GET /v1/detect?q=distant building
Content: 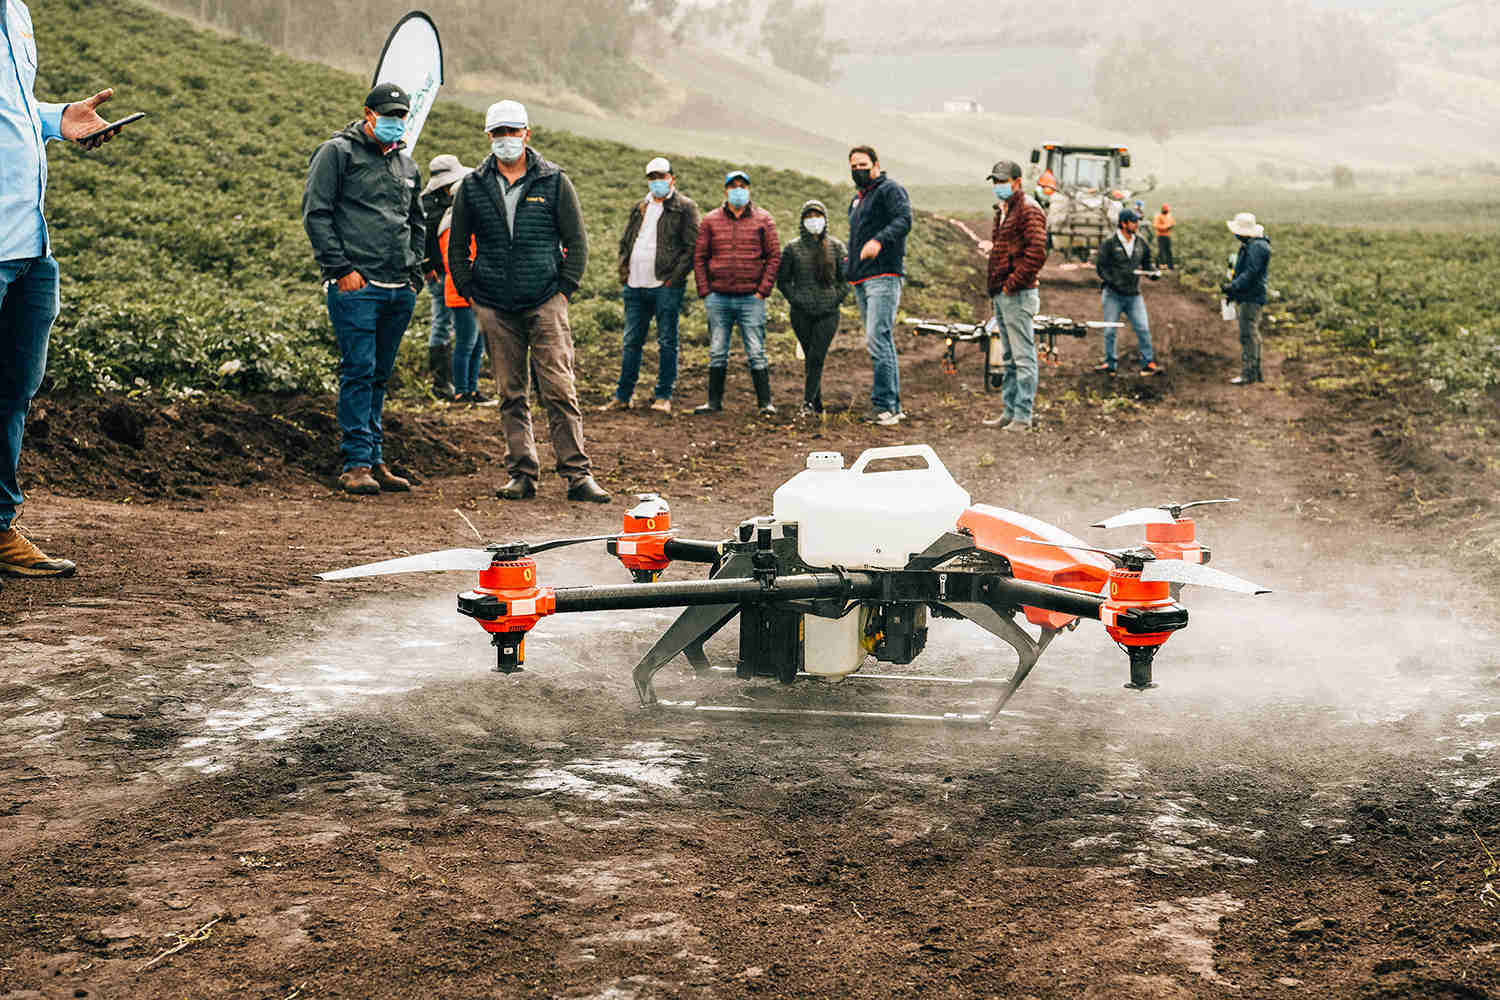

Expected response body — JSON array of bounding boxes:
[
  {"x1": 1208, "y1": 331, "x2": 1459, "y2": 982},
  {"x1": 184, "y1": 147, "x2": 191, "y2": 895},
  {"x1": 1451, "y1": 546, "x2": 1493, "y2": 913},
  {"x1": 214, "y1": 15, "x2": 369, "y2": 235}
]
[{"x1": 942, "y1": 97, "x2": 984, "y2": 113}]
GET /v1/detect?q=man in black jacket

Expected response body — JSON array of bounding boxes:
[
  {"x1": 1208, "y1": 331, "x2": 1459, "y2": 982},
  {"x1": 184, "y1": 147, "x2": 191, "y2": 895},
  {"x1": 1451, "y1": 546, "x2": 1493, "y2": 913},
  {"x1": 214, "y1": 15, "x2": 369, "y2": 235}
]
[
  {"x1": 421, "y1": 153, "x2": 468, "y2": 401},
  {"x1": 448, "y1": 99, "x2": 609, "y2": 503},
  {"x1": 302, "y1": 82, "x2": 424, "y2": 495},
  {"x1": 604, "y1": 156, "x2": 700, "y2": 414},
  {"x1": 846, "y1": 145, "x2": 912, "y2": 425},
  {"x1": 1093, "y1": 208, "x2": 1161, "y2": 376}
]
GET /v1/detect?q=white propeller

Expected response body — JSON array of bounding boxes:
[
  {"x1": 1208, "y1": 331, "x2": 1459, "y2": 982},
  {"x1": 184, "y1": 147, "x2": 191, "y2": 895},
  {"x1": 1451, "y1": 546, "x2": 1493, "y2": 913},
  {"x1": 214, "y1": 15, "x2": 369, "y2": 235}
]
[
  {"x1": 1091, "y1": 498, "x2": 1240, "y2": 529},
  {"x1": 318, "y1": 548, "x2": 494, "y2": 581},
  {"x1": 1140, "y1": 559, "x2": 1270, "y2": 595}
]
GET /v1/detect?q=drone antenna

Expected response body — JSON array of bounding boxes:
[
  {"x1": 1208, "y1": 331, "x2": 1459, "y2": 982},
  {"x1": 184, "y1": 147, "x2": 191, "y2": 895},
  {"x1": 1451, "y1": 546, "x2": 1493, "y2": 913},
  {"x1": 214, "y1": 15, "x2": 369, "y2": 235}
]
[{"x1": 454, "y1": 508, "x2": 485, "y2": 543}]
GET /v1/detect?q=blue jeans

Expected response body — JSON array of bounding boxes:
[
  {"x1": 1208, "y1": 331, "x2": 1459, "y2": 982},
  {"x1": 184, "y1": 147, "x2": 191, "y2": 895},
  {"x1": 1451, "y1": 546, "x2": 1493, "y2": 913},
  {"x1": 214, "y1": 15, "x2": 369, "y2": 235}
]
[
  {"x1": 425, "y1": 278, "x2": 453, "y2": 348},
  {"x1": 1101, "y1": 288, "x2": 1154, "y2": 369},
  {"x1": 450, "y1": 305, "x2": 483, "y2": 394},
  {"x1": 705, "y1": 292, "x2": 767, "y2": 371},
  {"x1": 854, "y1": 275, "x2": 902, "y2": 413},
  {"x1": 0, "y1": 256, "x2": 58, "y2": 531},
  {"x1": 617, "y1": 284, "x2": 684, "y2": 401},
  {"x1": 994, "y1": 288, "x2": 1039, "y2": 424},
  {"x1": 326, "y1": 283, "x2": 416, "y2": 471}
]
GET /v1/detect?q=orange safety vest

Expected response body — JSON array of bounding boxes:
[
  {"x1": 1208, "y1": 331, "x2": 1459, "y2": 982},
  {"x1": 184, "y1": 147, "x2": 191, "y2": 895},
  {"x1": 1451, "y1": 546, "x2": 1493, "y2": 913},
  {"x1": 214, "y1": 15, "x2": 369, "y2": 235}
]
[{"x1": 1154, "y1": 211, "x2": 1174, "y2": 237}]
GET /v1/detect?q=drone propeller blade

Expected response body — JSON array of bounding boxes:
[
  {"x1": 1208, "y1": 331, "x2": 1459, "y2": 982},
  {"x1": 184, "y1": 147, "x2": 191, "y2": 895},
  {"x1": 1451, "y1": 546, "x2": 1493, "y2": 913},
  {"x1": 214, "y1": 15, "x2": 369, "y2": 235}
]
[
  {"x1": 1140, "y1": 559, "x2": 1270, "y2": 595},
  {"x1": 318, "y1": 548, "x2": 494, "y2": 581},
  {"x1": 1016, "y1": 537, "x2": 1127, "y2": 566},
  {"x1": 1090, "y1": 507, "x2": 1176, "y2": 530},
  {"x1": 1173, "y1": 497, "x2": 1240, "y2": 515}
]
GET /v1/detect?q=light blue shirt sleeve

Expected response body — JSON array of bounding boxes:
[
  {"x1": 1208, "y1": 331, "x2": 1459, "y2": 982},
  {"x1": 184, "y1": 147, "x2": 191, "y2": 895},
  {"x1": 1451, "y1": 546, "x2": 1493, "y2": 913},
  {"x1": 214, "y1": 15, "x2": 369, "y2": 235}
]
[{"x1": 36, "y1": 100, "x2": 64, "y2": 142}]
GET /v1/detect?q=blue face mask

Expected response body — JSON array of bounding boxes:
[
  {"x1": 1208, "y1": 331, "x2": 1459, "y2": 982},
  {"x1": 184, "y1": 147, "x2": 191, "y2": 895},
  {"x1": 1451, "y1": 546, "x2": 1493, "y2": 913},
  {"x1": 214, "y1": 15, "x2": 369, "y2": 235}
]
[
  {"x1": 373, "y1": 115, "x2": 406, "y2": 144},
  {"x1": 649, "y1": 179, "x2": 672, "y2": 199},
  {"x1": 726, "y1": 187, "x2": 750, "y2": 208},
  {"x1": 491, "y1": 136, "x2": 525, "y2": 163},
  {"x1": 994, "y1": 184, "x2": 1011, "y2": 201}
]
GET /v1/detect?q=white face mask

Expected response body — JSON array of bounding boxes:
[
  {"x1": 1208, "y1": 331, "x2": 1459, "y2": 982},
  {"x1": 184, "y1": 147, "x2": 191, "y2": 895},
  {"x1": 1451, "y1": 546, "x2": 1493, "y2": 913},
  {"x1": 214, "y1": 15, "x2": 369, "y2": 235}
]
[
  {"x1": 803, "y1": 216, "x2": 827, "y2": 236},
  {"x1": 491, "y1": 136, "x2": 525, "y2": 163}
]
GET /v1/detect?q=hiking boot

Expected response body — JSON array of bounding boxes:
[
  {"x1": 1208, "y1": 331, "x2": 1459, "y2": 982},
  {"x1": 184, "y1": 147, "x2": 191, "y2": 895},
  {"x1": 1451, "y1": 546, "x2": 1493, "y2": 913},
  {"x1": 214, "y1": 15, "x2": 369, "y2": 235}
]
[
  {"x1": 981, "y1": 411, "x2": 1015, "y2": 428},
  {"x1": 338, "y1": 466, "x2": 380, "y2": 495},
  {"x1": 650, "y1": 397, "x2": 672, "y2": 414},
  {"x1": 0, "y1": 527, "x2": 76, "y2": 578},
  {"x1": 496, "y1": 476, "x2": 537, "y2": 500},
  {"x1": 598, "y1": 396, "x2": 631, "y2": 412},
  {"x1": 1092, "y1": 362, "x2": 1116, "y2": 375},
  {"x1": 566, "y1": 475, "x2": 612, "y2": 504},
  {"x1": 371, "y1": 463, "x2": 411, "y2": 492},
  {"x1": 1139, "y1": 361, "x2": 1163, "y2": 376},
  {"x1": 1002, "y1": 419, "x2": 1032, "y2": 432},
  {"x1": 429, "y1": 343, "x2": 455, "y2": 400},
  {"x1": 468, "y1": 390, "x2": 497, "y2": 407},
  {"x1": 694, "y1": 366, "x2": 726, "y2": 414}
]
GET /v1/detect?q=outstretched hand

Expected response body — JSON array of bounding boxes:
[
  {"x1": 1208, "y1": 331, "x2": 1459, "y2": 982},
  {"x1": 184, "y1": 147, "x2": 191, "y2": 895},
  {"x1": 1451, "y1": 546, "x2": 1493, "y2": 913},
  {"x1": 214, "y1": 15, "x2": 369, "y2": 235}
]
[{"x1": 60, "y1": 89, "x2": 116, "y2": 149}]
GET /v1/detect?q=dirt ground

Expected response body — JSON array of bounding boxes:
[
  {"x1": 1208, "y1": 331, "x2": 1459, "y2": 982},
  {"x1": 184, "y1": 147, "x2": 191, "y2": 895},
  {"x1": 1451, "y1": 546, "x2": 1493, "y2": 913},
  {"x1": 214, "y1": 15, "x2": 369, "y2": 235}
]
[{"x1": 3, "y1": 248, "x2": 1499, "y2": 999}]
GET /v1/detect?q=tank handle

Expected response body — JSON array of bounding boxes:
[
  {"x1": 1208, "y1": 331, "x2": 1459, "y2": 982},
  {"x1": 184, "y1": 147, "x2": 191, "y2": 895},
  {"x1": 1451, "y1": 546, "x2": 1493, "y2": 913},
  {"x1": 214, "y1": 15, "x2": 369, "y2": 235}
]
[{"x1": 848, "y1": 444, "x2": 950, "y2": 477}]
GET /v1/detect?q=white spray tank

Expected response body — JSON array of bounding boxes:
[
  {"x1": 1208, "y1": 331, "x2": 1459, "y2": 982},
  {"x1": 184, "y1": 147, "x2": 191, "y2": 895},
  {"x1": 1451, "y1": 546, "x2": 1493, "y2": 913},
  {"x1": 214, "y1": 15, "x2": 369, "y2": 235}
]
[{"x1": 773, "y1": 446, "x2": 971, "y2": 677}]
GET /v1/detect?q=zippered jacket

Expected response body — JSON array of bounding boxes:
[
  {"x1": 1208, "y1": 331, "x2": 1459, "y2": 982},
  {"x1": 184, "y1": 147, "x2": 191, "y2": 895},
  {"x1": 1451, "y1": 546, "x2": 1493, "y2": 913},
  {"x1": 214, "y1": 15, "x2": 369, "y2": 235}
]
[
  {"x1": 302, "y1": 121, "x2": 424, "y2": 286},
  {"x1": 616, "y1": 190, "x2": 700, "y2": 288},
  {"x1": 846, "y1": 174, "x2": 912, "y2": 283},
  {"x1": 1226, "y1": 236, "x2": 1272, "y2": 305},
  {"x1": 1096, "y1": 231, "x2": 1155, "y2": 297},
  {"x1": 776, "y1": 199, "x2": 849, "y2": 316},
  {"x1": 987, "y1": 190, "x2": 1047, "y2": 294},
  {"x1": 693, "y1": 201, "x2": 781, "y2": 297}
]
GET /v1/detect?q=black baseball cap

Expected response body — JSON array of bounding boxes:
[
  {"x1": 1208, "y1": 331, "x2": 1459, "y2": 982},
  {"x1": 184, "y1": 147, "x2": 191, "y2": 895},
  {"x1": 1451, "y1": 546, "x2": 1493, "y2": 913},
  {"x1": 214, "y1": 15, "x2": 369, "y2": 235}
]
[
  {"x1": 987, "y1": 159, "x2": 1021, "y2": 181},
  {"x1": 365, "y1": 82, "x2": 411, "y2": 114}
]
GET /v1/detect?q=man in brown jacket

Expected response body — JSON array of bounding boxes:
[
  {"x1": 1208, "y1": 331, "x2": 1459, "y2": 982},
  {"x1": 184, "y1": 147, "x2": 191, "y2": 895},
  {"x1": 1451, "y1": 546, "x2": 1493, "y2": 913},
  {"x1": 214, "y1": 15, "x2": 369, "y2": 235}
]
[
  {"x1": 691, "y1": 170, "x2": 781, "y2": 415},
  {"x1": 984, "y1": 159, "x2": 1048, "y2": 431},
  {"x1": 602, "y1": 156, "x2": 700, "y2": 414}
]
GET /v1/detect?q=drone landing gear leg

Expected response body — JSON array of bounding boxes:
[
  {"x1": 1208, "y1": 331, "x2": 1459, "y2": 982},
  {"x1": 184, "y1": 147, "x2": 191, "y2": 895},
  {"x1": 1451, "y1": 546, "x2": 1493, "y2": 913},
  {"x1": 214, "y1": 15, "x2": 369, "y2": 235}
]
[
  {"x1": 1124, "y1": 645, "x2": 1158, "y2": 690},
  {"x1": 938, "y1": 602, "x2": 1059, "y2": 725},
  {"x1": 631, "y1": 604, "x2": 740, "y2": 706}
]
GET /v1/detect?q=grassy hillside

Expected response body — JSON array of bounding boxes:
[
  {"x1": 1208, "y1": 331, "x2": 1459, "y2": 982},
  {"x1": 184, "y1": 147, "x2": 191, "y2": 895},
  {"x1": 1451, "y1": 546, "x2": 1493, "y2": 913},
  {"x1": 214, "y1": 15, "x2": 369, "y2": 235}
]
[{"x1": 31, "y1": 0, "x2": 977, "y2": 397}]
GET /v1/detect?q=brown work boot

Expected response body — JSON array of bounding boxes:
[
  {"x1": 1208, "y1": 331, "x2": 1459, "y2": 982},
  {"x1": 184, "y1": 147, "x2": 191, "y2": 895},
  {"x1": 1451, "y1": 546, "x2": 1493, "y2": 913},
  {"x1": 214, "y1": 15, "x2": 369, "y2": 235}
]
[
  {"x1": 0, "y1": 526, "x2": 77, "y2": 578},
  {"x1": 597, "y1": 396, "x2": 631, "y2": 412},
  {"x1": 338, "y1": 466, "x2": 380, "y2": 495},
  {"x1": 371, "y1": 463, "x2": 411, "y2": 492}
]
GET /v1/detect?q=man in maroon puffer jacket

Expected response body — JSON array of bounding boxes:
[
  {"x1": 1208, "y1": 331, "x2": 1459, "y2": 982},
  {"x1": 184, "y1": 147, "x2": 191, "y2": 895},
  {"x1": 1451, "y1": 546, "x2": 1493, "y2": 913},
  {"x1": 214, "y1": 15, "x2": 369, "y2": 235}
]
[
  {"x1": 691, "y1": 170, "x2": 781, "y2": 415},
  {"x1": 983, "y1": 159, "x2": 1047, "y2": 430}
]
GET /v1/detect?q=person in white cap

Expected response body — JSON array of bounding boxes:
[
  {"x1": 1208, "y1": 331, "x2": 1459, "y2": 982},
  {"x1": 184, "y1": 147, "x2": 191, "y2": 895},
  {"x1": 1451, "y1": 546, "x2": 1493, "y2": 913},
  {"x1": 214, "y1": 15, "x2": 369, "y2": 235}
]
[
  {"x1": 1222, "y1": 211, "x2": 1271, "y2": 385},
  {"x1": 603, "y1": 156, "x2": 700, "y2": 414},
  {"x1": 420, "y1": 153, "x2": 469, "y2": 401},
  {"x1": 448, "y1": 100, "x2": 609, "y2": 503}
]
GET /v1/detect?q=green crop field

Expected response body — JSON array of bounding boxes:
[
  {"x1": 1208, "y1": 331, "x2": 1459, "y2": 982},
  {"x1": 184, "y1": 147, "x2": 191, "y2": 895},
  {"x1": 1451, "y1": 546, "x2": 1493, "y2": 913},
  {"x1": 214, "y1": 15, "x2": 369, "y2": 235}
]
[{"x1": 30, "y1": 0, "x2": 976, "y2": 399}]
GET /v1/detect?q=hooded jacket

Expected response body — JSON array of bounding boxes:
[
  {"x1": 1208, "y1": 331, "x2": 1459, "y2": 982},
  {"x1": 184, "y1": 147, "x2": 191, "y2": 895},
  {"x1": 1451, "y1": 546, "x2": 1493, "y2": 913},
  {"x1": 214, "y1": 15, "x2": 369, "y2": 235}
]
[
  {"x1": 302, "y1": 121, "x2": 424, "y2": 286},
  {"x1": 447, "y1": 147, "x2": 589, "y2": 312},
  {"x1": 616, "y1": 188, "x2": 701, "y2": 288},
  {"x1": 776, "y1": 199, "x2": 849, "y2": 316},
  {"x1": 1226, "y1": 235, "x2": 1272, "y2": 305}
]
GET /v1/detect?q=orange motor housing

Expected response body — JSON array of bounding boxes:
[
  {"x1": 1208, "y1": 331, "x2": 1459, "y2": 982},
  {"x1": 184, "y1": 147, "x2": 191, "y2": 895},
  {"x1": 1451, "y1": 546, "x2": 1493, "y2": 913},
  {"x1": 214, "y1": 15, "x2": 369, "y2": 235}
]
[
  {"x1": 1101, "y1": 567, "x2": 1175, "y2": 648},
  {"x1": 1144, "y1": 517, "x2": 1207, "y2": 564},
  {"x1": 472, "y1": 557, "x2": 556, "y2": 636},
  {"x1": 618, "y1": 495, "x2": 674, "y2": 581}
]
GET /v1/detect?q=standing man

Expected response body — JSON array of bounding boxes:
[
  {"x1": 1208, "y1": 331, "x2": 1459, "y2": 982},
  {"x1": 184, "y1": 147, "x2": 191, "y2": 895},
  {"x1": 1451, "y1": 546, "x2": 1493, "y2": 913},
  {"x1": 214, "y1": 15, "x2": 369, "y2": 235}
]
[
  {"x1": 1153, "y1": 203, "x2": 1175, "y2": 270},
  {"x1": 421, "y1": 153, "x2": 468, "y2": 401},
  {"x1": 447, "y1": 99, "x2": 609, "y2": 503},
  {"x1": 1, "y1": 0, "x2": 125, "y2": 579},
  {"x1": 1223, "y1": 211, "x2": 1271, "y2": 385},
  {"x1": 846, "y1": 145, "x2": 912, "y2": 425},
  {"x1": 303, "y1": 82, "x2": 423, "y2": 496},
  {"x1": 983, "y1": 159, "x2": 1047, "y2": 431},
  {"x1": 1093, "y1": 208, "x2": 1161, "y2": 377},
  {"x1": 691, "y1": 170, "x2": 780, "y2": 416},
  {"x1": 604, "y1": 156, "x2": 699, "y2": 415}
]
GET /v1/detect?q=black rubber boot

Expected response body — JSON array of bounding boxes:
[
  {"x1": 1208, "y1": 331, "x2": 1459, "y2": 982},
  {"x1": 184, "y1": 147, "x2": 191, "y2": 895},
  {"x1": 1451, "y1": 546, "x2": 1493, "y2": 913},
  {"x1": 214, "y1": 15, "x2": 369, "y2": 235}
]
[
  {"x1": 694, "y1": 366, "x2": 726, "y2": 414},
  {"x1": 750, "y1": 367, "x2": 775, "y2": 415},
  {"x1": 429, "y1": 343, "x2": 455, "y2": 400}
]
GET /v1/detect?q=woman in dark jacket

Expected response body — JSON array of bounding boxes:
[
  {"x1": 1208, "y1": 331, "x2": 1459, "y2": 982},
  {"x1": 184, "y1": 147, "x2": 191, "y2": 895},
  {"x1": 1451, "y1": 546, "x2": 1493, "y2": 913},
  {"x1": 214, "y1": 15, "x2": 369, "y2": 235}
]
[{"x1": 775, "y1": 199, "x2": 849, "y2": 416}]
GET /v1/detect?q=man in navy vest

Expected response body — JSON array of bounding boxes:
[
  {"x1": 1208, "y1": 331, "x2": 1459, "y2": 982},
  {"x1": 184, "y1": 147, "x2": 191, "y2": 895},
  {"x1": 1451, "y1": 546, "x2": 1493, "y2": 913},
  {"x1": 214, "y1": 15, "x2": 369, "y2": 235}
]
[
  {"x1": 1, "y1": 0, "x2": 124, "y2": 581},
  {"x1": 448, "y1": 100, "x2": 609, "y2": 503}
]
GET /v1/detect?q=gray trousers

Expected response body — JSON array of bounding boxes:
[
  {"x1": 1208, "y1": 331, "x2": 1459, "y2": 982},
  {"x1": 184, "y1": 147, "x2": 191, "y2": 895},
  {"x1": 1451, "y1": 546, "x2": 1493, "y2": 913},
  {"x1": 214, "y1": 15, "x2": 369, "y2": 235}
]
[
  {"x1": 1237, "y1": 301, "x2": 1263, "y2": 382},
  {"x1": 475, "y1": 294, "x2": 592, "y2": 484}
]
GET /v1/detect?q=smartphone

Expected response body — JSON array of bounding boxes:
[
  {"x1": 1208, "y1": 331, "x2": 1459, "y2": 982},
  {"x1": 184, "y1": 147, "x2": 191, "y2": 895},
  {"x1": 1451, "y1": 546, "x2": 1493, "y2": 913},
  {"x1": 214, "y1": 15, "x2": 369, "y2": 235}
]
[{"x1": 79, "y1": 111, "x2": 146, "y2": 144}]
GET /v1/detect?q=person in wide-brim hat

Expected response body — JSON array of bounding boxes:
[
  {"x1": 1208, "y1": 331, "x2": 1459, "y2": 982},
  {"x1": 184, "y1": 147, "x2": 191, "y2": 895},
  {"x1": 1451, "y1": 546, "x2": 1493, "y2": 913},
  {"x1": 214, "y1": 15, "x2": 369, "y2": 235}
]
[{"x1": 1226, "y1": 211, "x2": 1264, "y2": 238}]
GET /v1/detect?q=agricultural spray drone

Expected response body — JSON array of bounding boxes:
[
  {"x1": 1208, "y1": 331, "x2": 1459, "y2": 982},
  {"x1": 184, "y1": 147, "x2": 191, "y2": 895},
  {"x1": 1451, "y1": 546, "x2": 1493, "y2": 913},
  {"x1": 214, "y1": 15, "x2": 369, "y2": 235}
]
[
  {"x1": 911, "y1": 315, "x2": 1124, "y2": 378},
  {"x1": 320, "y1": 446, "x2": 1268, "y2": 726}
]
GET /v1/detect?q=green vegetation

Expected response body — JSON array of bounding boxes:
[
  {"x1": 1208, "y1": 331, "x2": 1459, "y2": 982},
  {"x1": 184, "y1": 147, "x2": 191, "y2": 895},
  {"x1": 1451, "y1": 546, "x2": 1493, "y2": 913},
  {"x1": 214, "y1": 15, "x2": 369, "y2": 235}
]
[
  {"x1": 1172, "y1": 217, "x2": 1500, "y2": 414},
  {"x1": 33, "y1": 0, "x2": 977, "y2": 398}
]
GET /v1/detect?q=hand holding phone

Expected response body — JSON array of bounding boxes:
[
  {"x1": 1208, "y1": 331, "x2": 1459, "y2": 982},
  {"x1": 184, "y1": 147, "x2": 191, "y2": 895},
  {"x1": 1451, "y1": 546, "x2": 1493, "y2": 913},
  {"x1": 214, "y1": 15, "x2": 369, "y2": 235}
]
[{"x1": 78, "y1": 112, "x2": 146, "y2": 148}]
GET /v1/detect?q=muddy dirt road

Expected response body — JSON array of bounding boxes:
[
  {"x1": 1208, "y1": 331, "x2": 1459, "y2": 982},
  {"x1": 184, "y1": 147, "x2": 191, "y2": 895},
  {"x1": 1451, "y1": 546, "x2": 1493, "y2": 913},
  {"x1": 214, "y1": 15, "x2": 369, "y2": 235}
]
[{"x1": 3, "y1": 259, "x2": 1498, "y2": 998}]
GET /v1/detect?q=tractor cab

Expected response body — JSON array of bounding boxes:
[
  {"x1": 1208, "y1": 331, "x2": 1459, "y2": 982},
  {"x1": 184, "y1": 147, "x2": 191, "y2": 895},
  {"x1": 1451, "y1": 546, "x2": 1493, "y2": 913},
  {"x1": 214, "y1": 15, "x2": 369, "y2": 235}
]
[{"x1": 1027, "y1": 143, "x2": 1138, "y2": 260}]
